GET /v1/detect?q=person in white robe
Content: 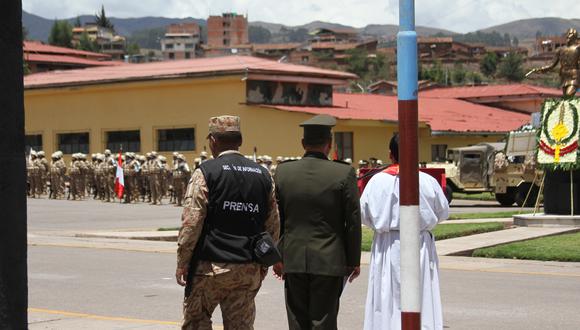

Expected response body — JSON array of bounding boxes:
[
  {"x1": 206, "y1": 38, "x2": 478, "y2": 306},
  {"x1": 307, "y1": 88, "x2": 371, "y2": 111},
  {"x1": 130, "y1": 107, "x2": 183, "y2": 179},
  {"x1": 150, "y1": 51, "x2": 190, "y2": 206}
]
[{"x1": 361, "y1": 134, "x2": 449, "y2": 330}]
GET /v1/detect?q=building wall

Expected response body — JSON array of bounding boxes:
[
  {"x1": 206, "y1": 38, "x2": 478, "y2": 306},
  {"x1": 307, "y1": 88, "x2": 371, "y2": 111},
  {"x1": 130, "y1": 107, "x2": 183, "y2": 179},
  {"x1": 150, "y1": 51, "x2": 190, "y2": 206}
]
[
  {"x1": 25, "y1": 76, "x2": 503, "y2": 164},
  {"x1": 207, "y1": 14, "x2": 249, "y2": 48}
]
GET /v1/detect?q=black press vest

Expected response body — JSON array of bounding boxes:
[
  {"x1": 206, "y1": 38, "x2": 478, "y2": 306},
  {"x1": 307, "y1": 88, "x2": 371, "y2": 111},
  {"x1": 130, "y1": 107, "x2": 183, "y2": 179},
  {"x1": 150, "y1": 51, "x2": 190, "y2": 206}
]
[{"x1": 198, "y1": 153, "x2": 272, "y2": 263}]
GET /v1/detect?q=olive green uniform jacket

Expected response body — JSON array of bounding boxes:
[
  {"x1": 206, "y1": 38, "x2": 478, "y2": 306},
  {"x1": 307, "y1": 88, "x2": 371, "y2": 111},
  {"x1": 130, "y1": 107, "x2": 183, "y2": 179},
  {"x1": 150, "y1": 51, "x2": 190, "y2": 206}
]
[{"x1": 274, "y1": 152, "x2": 361, "y2": 277}]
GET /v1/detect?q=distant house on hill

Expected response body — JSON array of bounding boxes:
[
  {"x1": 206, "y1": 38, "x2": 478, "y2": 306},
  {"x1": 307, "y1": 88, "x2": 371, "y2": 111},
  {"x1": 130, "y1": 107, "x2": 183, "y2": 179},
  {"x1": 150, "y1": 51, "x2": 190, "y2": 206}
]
[
  {"x1": 72, "y1": 23, "x2": 126, "y2": 60},
  {"x1": 161, "y1": 23, "x2": 201, "y2": 60}
]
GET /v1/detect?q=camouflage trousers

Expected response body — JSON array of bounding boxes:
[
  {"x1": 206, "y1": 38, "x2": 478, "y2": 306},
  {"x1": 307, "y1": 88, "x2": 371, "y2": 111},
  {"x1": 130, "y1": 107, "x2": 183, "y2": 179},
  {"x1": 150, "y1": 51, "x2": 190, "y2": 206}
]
[{"x1": 182, "y1": 265, "x2": 263, "y2": 330}]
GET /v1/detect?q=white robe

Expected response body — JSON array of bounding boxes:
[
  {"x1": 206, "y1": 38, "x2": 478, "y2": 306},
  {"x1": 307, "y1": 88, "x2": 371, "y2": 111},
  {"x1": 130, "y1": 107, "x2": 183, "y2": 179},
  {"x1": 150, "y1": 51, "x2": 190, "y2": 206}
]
[{"x1": 361, "y1": 171, "x2": 449, "y2": 330}]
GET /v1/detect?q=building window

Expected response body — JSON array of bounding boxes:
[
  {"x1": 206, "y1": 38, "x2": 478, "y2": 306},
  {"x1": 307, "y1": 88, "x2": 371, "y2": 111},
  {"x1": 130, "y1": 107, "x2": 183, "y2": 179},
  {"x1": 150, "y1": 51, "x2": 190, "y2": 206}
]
[
  {"x1": 158, "y1": 128, "x2": 195, "y2": 151},
  {"x1": 432, "y1": 144, "x2": 447, "y2": 162},
  {"x1": 301, "y1": 56, "x2": 309, "y2": 63},
  {"x1": 58, "y1": 132, "x2": 89, "y2": 154},
  {"x1": 185, "y1": 52, "x2": 191, "y2": 59},
  {"x1": 334, "y1": 132, "x2": 354, "y2": 161},
  {"x1": 165, "y1": 43, "x2": 174, "y2": 49},
  {"x1": 223, "y1": 39, "x2": 230, "y2": 46},
  {"x1": 25, "y1": 134, "x2": 43, "y2": 153},
  {"x1": 168, "y1": 52, "x2": 175, "y2": 59},
  {"x1": 185, "y1": 43, "x2": 194, "y2": 49},
  {"x1": 106, "y1": 130, "x2": 140, "y2": 152}
]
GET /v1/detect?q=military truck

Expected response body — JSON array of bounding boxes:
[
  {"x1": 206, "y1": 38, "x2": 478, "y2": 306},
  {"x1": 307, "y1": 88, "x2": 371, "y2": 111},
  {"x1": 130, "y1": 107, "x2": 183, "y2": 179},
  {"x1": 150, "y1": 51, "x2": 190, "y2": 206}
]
[{"x1": 427, "y1": 129, "x2": 540, "y2": 206}]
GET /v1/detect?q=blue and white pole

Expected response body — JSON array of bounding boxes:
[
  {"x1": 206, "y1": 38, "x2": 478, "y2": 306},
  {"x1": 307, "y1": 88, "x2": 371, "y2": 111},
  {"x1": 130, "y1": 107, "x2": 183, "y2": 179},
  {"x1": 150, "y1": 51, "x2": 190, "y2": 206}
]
[{"x1": 397, "y1": 0, "x2": 421, "y2": 329}]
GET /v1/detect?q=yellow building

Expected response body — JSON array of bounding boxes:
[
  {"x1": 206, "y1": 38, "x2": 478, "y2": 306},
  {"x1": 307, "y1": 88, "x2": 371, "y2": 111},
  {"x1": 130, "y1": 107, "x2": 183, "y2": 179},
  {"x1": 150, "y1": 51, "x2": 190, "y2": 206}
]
[{"x1": 24, "y1": 56, "x2": 555, "y2": 164}]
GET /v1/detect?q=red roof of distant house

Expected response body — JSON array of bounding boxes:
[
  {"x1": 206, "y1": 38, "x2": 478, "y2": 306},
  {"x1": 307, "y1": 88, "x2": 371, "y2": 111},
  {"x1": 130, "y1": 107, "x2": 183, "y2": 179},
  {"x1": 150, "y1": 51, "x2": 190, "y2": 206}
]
[
  {"x1": 419, "y1": 84, "x2": 560, "y2": 100},
  {"x1": 24, "y1": 56, "x2": 357, "y2": 89},
  {"x1": 264, "y1": 93, "x2": 530, "y2": 133},
  {"x1": 253, "y1": 43, "x2": 301, "y2": 51},
  {"x1": 25, "y1": 53, "x2": 124, "y2": 67},
  {"x1": 24, "y1": 41, "x2": 110, "y2": 60}
]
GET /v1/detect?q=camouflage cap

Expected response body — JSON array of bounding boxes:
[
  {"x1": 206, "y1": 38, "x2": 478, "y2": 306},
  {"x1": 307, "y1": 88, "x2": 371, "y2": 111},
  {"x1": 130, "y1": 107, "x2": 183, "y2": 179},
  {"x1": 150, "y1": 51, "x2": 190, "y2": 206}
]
[{"x1": 208, "y1": 115, "x2": 241, "y2": 135}]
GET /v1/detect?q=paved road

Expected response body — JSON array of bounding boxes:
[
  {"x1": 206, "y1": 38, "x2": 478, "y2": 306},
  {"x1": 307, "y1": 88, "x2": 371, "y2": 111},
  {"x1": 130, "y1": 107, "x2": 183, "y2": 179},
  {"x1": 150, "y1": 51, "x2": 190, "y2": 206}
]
[
  {"x1": 29, "y1": 197, "x2": 578, "y2": 329},
  {"x1": 449, "y1": 199, "x2": 537, "y2": 214},
  {"x1": 28, "y1": 245, "x2": 580, "y2": 329},
  {"x1": 27, "y1": 198, "x2": 537, "y2": 235}
]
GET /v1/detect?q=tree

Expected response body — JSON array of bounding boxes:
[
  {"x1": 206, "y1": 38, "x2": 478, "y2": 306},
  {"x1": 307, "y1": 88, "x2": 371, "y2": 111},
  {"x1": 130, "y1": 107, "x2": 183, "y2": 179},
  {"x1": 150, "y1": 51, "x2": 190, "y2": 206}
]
[
  {"x1": 95, "y1": 5, "x2": 114, "y2": 31},
  {"x1": 127, "y1": 42, "x2": 140, "y2": 56},
  {"x1": 498, "y1": 52, "x2": 525, "y2": 82},
  {"x1": 479, "y1": 52, "x2": 498, "y2": 77},
  {"x1": 451, "y1": 62, "x2": 467, "y2": 85},
  {"x1": 466, "y1": 71, "x2": 483, "y2": 85},
  {"x1": 74, "y1": 16, "x2": 82, "y2": 28},
  {"x1": 22, "y1": 25, "x2": 28, "y2": 40},
  {"x1": 512, "y1": 36, "x2": 519, "y2": 47},
  {"x1": 48, "y1": 20, "x2": 73, "y2": 48},
  {"x1": 77, "y1": 30, "x2": 98, "y2": 52},
  {"x1": 248, "y1": 26, "x2": 272, "y2": 44},
  {"x1": 422, "y1": 60, "x2": 448, "y2": 85}
]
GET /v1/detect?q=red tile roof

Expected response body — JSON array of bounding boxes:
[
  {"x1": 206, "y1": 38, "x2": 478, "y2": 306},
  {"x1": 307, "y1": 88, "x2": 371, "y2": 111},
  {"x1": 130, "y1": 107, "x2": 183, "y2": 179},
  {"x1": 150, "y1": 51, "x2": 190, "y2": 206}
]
[
  {"x1": 419, "y1": 84, "x2": 560, "y2": 99},
  {"x1": 25, "y1": 53, "x2": 123, "y2": 67},
  {"x1": 24, "y1": 41, "x2": 110, "y2": 60},
  {"x1": 264, "y1": 93, "x2": 531, "y2": 133},
  {"x1": 24, "y1": 56, "x2": 357, "y2": 89}
]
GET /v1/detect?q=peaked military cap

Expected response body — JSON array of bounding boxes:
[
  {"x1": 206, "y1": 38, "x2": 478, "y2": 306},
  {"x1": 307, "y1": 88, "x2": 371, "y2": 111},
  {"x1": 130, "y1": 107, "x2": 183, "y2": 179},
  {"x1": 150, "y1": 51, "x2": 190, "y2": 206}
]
[{"x1": 300, "y1": 114, "x2": 336, "y2": 141}]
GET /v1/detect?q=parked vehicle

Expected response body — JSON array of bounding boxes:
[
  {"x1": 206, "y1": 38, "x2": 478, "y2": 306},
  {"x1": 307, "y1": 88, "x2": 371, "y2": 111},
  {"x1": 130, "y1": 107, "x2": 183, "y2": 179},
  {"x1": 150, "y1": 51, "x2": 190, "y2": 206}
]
[{"x1": 427, "y1": 129, "x2": 541, "y2": 206}]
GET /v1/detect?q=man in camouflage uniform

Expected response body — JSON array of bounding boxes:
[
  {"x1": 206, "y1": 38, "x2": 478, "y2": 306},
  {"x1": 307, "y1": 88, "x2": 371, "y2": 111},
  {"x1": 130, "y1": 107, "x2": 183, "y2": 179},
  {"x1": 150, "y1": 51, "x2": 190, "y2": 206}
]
[
  {"x1": 27, "y1": 151, "x2": 41, "y2": 198},
  {"x1": 123, "y1": 153, "x2": 134, "y2": 203},
  {"x1": 98, "y1": 153, "x2": 113, "y2": 202},
  {"x1": 176, "y1": 115, "x2": 280, "y2": 330},
  {"x1": 159, "y1": 155, "x2": 170, "y2": 200},
  {"x1": 69, "y1": 153, "x2": 83, "y2": 200},
  {"x1": 94, "y1": 154, "x2": 105, "y2": 200},
  {"x1": 49, "y1": 152, "x2": 66, "y2": 199},
  {"x1": 148, "y1": 152, "x2": 163, "y2": 205},
  {"x1": 172, "y1": 154, "x2": 191, "y2": 207},
  {"x1": 170, "y1": 152, "x2": 180, "y2": 204},
  {"x1": 86, "y1": 154, "x2": 97, "y2": 198},
  {"x1": 140, "y1": 154, "x2": 151, "y2": 202},
  {"x1": 37, "y1": 151, "x2": 49, "y2": 196}
]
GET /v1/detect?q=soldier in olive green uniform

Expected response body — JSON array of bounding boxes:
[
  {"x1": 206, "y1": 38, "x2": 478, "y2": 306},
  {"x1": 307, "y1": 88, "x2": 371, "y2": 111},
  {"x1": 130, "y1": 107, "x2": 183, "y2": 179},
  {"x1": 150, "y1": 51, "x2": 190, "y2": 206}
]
[{"x1": 274, "y1": 114, "x2": 361, "y2": 330}]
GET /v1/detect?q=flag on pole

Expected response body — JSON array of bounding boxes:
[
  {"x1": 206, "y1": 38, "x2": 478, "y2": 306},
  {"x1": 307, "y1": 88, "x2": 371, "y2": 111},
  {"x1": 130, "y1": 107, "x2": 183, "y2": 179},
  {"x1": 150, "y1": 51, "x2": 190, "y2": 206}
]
[
  {"x1": 333, "y1": 143, "x2": 339, "y2": 161},
  {"x1": 114, "y1": 150, "x2": 124, "y2": 199}
]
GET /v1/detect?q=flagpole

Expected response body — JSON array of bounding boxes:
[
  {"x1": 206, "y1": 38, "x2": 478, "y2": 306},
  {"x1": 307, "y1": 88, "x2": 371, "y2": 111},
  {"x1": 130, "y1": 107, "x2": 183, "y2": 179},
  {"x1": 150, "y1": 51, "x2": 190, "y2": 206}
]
[{"x1": 397, "y1": 0, "x2": 421, "y2": 329}]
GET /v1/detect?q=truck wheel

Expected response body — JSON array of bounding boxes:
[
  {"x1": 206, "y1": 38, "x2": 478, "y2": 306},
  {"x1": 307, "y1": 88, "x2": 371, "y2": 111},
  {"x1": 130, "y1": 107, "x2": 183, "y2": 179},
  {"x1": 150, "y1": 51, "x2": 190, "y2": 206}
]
[
  {"x1": 445, "y1": 185, "x2": 453, "y2": 204},
  {"x1": 515, "y1": 183, "x2": 539, "y2": 207},
  {"x1": 495, "y1": 188, "x2": 516, "y2": 206}
]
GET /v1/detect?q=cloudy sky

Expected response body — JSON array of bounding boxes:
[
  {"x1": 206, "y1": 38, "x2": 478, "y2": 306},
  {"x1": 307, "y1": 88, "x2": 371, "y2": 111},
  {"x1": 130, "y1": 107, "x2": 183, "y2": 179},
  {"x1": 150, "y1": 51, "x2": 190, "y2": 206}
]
[{"x1": 22, "y1": 0, "x2": 580, "y2": 33}]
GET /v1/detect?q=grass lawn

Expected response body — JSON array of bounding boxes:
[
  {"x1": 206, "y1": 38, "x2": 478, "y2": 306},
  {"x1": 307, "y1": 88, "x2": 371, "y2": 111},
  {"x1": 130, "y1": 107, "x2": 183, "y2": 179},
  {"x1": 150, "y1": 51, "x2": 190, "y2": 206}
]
[
  {"x1": 473, "y1": 231, "x2": 580, "y2": 262},
  {"x1": 448, "y1": 210, "x2": 522, "y2": 220},
  {"x1": 453, "y1": 192, "x2": 496, "y2": 201},
  {"x1": 361, "y1": 222, "x2": 505, "y2": 251},
  {"x1": 158, "y1": 227, "x2": 179, "y2": 231}
]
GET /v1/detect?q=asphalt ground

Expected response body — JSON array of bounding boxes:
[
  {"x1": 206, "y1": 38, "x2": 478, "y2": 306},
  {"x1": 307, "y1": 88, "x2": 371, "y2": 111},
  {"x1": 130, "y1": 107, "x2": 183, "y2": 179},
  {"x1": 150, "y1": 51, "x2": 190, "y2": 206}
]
[
  {"x1": 27, "y1": 197, "x2": 579, "y2": 329},
  {"x1": 27, "y1": 197, "x2": 535, "y2": 234},
  {"x1": 28, "y1": 245, "x2": 580, "y2": 329}
]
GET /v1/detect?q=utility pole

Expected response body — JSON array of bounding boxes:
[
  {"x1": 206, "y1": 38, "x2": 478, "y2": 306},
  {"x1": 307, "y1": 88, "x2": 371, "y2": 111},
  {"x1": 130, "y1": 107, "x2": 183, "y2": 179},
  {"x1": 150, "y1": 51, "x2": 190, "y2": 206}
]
[
  {"x1": 0, "y1": 0, "x2": 28, "y2": 328},
  {"x1": 397, "y1": 0, "x2": 421, "y2": 329}
]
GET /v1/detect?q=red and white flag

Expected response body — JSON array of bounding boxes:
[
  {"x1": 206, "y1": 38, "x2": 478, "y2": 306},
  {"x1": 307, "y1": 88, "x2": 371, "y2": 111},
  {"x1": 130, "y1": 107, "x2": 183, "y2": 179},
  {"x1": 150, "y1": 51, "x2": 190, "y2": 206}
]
[{"x1": 114, "y1": 150, "x2": 124, "y2": 199}]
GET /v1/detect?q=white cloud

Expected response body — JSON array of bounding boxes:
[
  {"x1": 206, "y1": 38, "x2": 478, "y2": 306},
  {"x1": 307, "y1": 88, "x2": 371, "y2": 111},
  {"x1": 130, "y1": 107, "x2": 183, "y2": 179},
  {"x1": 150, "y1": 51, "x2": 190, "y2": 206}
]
[{"x1": 23, "y1": 0, "x2": 580, "y2": 33}]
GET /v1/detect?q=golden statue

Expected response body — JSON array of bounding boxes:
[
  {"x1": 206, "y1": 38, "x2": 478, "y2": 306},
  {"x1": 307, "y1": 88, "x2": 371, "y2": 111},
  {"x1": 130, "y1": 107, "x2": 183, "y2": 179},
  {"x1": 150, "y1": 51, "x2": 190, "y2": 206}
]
[{"x1": 526, "y1": 28, "x2": 580, "y2": 97}]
